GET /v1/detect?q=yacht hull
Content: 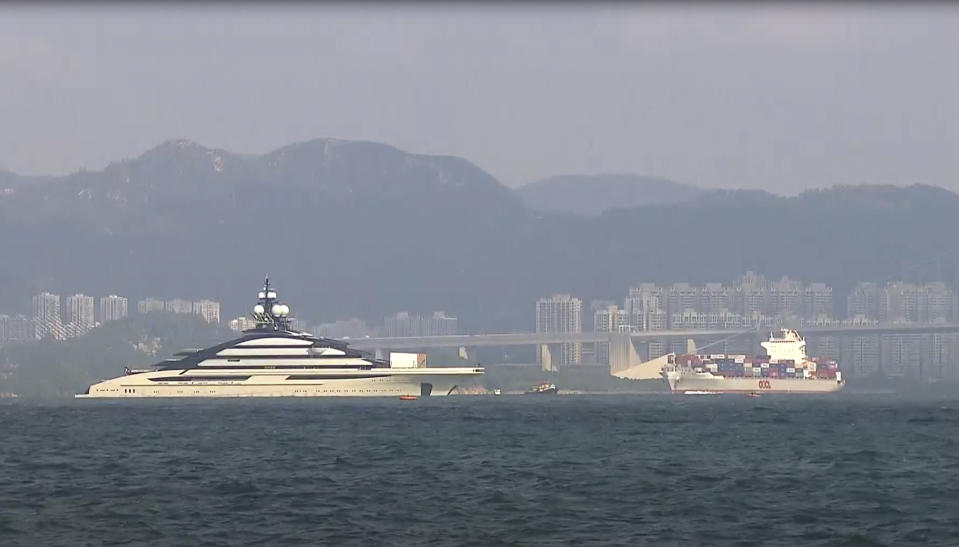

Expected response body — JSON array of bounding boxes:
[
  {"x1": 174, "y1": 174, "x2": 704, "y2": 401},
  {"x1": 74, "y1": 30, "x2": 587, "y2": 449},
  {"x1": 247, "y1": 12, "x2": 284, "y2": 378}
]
[{"x1": 76, "y1": 368, "x2": 483, "y2": 398}]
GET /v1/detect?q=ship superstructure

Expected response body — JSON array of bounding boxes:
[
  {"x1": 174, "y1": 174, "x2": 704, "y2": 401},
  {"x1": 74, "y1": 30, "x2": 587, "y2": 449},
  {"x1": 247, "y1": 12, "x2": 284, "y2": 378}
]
[
  {"x1": 77, "y1": 278, "x2": 484, "y2": 398},
  {"x1": 662, "y1": 329, "x2": 844, "y2": 394}
]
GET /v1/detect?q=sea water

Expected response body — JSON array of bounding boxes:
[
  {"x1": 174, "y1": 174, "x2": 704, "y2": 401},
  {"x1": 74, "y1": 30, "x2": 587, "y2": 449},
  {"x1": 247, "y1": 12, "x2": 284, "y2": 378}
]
[{"x1": 1, "y1": 394, "x2": 957, "y2": 546}]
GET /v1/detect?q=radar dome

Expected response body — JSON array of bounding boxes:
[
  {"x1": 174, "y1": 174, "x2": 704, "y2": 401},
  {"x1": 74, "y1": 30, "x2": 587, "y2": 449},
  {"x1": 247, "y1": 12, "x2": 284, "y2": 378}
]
[
  {"x1": 267, "y1": 291, "x2": 277, "y2": 299},
  {"x1": 279, "y1": 304, "x2": 290, "y2": 316},
  {"x1": 271, "y1": 304, "x2": 283, "y2": 316},
  {"x1": 253, "y1": 304, "x2": 265, "y2": 314},
  {"x1": 258, "y1": 292, "x2": 265, "y2": 299}
]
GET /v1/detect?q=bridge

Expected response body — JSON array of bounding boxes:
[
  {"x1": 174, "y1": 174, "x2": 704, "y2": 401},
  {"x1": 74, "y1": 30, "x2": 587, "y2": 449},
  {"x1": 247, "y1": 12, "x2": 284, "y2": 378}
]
[
  {"x1": 345, "y1": 323, "x2": 959, "y2": 376},
  {"x1": 346, "y1": 323, "x2": 959, "y2": 350}
]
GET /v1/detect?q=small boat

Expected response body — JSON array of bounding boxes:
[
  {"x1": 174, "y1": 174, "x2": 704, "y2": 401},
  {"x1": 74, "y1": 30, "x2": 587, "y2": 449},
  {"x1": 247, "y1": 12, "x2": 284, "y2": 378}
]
[
  {"x1": 399, "y1": 395, "x2": 418, "y2": 401},
  {"x1": 525, "y1": 382, "x2": 558, "y2": 395},
  {"x1": 745, "y1": 392, "x2": 761, "y2": 398},
  {"x1": 492, "y1": 388, "x2": 502, "y2": 396}
]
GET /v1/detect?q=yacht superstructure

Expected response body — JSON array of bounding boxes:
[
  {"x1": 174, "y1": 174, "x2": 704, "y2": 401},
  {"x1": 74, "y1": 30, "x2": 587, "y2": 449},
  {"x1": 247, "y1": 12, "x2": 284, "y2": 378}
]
[{"x1": 76, "y1": 279, "x2": 484, "y2": 398}]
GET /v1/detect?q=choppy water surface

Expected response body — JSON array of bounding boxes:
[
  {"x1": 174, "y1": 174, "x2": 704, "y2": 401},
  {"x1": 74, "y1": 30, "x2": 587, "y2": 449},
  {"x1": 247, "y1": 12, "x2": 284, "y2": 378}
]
[{"x1": 2, "y1": 394, "x2": 958, "y2": 546}]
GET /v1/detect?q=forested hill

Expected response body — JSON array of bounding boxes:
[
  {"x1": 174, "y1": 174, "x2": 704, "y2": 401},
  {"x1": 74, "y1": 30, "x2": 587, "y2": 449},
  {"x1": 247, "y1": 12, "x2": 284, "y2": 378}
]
[{"x1": 0, "y1": 138, "x2": 956, "y2": 331}]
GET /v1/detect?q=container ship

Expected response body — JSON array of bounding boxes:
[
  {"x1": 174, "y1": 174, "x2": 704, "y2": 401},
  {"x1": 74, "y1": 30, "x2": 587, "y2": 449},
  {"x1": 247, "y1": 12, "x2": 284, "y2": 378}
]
[{"x1": 662, "y1": 329, "x2": 844, "y2": 394}]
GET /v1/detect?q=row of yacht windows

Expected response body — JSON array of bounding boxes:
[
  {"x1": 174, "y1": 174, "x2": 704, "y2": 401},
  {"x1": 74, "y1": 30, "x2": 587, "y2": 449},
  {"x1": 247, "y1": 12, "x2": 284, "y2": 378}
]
[{"x1": 148, "y1": 375, "x2": 386, "y2": 382}]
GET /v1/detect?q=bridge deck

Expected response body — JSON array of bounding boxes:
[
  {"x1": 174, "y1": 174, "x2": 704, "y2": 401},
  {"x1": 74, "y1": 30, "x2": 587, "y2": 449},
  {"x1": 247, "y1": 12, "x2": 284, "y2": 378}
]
[{"x1": 346, "y1": 324, "x2": 959, "y2": 350}]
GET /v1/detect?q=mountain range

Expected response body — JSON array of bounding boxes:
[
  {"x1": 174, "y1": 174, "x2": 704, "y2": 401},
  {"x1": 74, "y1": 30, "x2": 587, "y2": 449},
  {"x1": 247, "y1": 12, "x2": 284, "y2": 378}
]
[
  {"x1": 517, "y1": 174, "x2": 702, "y2": 215},
  {"x1": 2, "y1": 139, "x2": 958, "y2": 331}
]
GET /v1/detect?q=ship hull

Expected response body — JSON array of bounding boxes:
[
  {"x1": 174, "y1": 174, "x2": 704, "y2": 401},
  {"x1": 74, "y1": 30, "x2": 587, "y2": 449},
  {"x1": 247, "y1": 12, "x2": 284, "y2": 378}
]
[
  {"x1": 76, "y1": 368, "x2": 484, "y2": 398},
  {"x1": 664, "y1": 371, "x2": 844, "y2": 394}
]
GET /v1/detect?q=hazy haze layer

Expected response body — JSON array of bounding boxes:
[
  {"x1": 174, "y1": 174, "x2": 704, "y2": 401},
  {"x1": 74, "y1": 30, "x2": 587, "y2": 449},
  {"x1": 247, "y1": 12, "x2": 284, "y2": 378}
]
[{"x1": 1, "y1": 4, "x2": 958, "y2": 192}]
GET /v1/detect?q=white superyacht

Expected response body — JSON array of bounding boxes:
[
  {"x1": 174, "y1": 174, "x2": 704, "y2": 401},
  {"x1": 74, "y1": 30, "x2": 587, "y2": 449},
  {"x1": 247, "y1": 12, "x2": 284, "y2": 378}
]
[{"x1": 77, "y1": 279, "x2": 484, "y2": 398}]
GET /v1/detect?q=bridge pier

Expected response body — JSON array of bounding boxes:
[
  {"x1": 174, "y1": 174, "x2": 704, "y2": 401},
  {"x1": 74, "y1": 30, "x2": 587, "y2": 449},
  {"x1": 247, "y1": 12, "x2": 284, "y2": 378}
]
[
  {"x1": 540, "y1": 344, "x2": 554, "y2": 372},
  {"x1": 608, "y1": 333, "x2": 643, "y2": 376}
]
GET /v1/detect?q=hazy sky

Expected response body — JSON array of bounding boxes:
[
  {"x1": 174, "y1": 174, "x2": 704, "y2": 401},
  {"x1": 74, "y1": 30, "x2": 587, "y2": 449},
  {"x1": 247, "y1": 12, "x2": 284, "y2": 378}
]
[{"x1": 1, "y1": 4, "x2": 958, "y2": 193}]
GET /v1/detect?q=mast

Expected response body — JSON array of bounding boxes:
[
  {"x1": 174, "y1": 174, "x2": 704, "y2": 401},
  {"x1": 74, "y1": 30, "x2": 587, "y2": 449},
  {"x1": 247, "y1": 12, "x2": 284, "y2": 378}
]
[{"x1": 251, "y1": 275, "x2": 292, "y2": 331}]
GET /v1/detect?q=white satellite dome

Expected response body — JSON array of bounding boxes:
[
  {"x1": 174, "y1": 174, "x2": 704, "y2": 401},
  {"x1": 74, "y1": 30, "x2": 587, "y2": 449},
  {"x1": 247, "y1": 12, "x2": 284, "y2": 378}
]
[
  {"x1": 271, "y1": 304, "x2": 284, "y2": 316},
  {"x1": 267, "y1": 291, "x2": 277, "y2": 299},
  {"x1": 253, "y1": 304, "x2": 265, "y2": 314},
  {"x1": 258, "y1": 292, "x2": 266, "y2": 299},
  {"x1": 279, "y1": 304, "x2": 290, "y2": 316}
]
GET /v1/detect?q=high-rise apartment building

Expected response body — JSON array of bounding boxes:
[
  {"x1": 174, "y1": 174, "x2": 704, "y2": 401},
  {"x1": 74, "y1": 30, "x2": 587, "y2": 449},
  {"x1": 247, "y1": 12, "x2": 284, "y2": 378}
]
[
  {"x1": 312, "y1": 318, "x2": 374, "y2": 340},
  {"x1": 919, "y1": 282, "x2": 955, "y2": 324},
  {"x1": 668, "y1": 283, "x2": 700, "y2": 318},
  {"x1": 99, "y1": 295, "x2": 129, "y2": 323},
  {"x1": 880, "y1": 282, "x2": 920, "y2": 323},
  {"x1": 384, "y1": 312, "x2": 415, "y2": 337},
  {"x1": 429, "y1": 311, "x2": 458, "y2": 336},
  {"x1": 192, "y1": 299, "x2": 221, "y2": 324},
  {"x1": 803, "y1": 282, "x2": 833, "y2": 320},
  {"x1": 535, "y1": 294, "x2": 582, "y2": 368},
  {"x1": 229, "y1": 316, "x2": 258, "y2": 332},
  {"x1": 881, "y1": 334, "x2": 923, "y2": 376},
  {"x1": 384, "y1": 311, "x2": 458, "y2": 337},
  {"x1": 768, "y1": 276, "x2": 804, "y2": 319},
  {"x1": 847, "y1": 282, "x2": 882, "y2": 320},
  {"x1": 733, "y1": 271, "x2": 766, "y2": 317},
  {"x1": 138, "y1": 298, "x2": 165, "y2": 314},
  {"x1": 33, "y1": 292, "x2": 64, "y2": 340},
  {"x1": 646, "y1": 309, "x2": 668, "y2": 330},
  {"x1": 288, "y1": 317, "x2": 308, "y2": 332},
  {"x1": 841, "y1": 334, "x2": 881, "y2": 377},
  {"x1": 593, "y1": 304, "x2": 627, "y2": 365},
  {"x1": 66, "y1": 294, "x2": 96, "y2": 337},
  {"x1": 624, "y1": 283, "x2": 665, "y2": 330},
  {"x1": 701, "y1": 283, "x2": 731, "y2": 314},
  {"x1": 165, "y1": 298, "x2": 193, "y2": 314}
]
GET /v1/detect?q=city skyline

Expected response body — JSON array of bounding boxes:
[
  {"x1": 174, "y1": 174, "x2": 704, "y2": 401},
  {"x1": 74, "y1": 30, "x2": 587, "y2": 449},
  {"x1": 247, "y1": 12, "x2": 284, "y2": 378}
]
[
  {"x1": 4, "y1": 271, "x2": 959, "y2": 348},
  {"x1": 0, "y1": 292, "x2": 224, "y2": 346}
]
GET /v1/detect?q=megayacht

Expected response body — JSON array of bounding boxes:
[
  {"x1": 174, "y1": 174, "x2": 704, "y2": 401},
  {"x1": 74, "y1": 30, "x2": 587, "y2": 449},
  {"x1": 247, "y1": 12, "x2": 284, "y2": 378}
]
[{"x1": 77, "y1": 278, "x2": 484, "y2": 398}]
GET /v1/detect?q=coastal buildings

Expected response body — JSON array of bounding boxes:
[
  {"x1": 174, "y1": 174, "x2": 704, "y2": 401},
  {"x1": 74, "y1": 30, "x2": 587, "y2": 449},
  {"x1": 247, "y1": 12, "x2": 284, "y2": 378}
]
[
  {"x1": 15, "y1": 292, "x2": 222, "y2": 343},
  {"x1": 99, "y1": 295, "x2": 129, "y2": 323},
  {"x1": 312, "y1": 318, "x2": 374, "y2": 339},
  {"x1": 429, "y1": 311, "x2": 459, "y2": 336},
  {"x1": 229, "y1": 316, "x2": 258, "y2": 332},
  {"x1": 137, "y1": 298, "x2": 165, "y2": 314},
  {"x1": 593, "y1": 304, "x2": 627, "y2": 365},
  {"x1": 536, "y1": 293, "x2": 582, "y2": 369},
  {"x1": 33, "y1": 292, "x2": 64, "y2": 340},
  {"x1": 192, "y1": 299, "x2": 221, "y2": 324},
  {"x1": 383, "y1": 311, "x2": 459, "y2": 337},
  {"x1": 165, "y1": 298, "x2": 193, "y2": 315},
  {"x1": 579, "y1": 273, "x2": 959, "y2": 373},
  {"x1": 847, "y1": 282, "x2": 882, "y2": 320},
  {"x1": 803, "y1": 283, "x2": 834, "y2": 320},
  {"x1": 65, "y1": 294, "x2": 96, "y2": 337}
]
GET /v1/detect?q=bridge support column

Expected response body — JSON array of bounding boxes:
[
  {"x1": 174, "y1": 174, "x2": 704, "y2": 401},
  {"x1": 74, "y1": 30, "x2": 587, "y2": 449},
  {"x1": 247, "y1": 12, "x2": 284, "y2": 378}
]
[
  {"x1": 608, "y1": 333, "x2": 642, "y2": 376},
  {"x1": 540, "y1": 344, "x2": 554, "y2": 372}
]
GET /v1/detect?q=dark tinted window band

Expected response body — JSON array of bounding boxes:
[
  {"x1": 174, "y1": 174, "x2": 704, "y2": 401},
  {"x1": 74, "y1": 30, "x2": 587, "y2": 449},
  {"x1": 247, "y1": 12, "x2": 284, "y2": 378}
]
[
  {"x1": 191, "y1": 364, "x2": 376, "y2": 370},
  {"x1": 149, "y1": 376, "x2": 252, "y2": 382},
  {"x1": 207, "y1": 354, "x2": 365, "y2": 360},
  {"x1": 286, "y1": 374, "x2": 389, "y2": 380}
]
